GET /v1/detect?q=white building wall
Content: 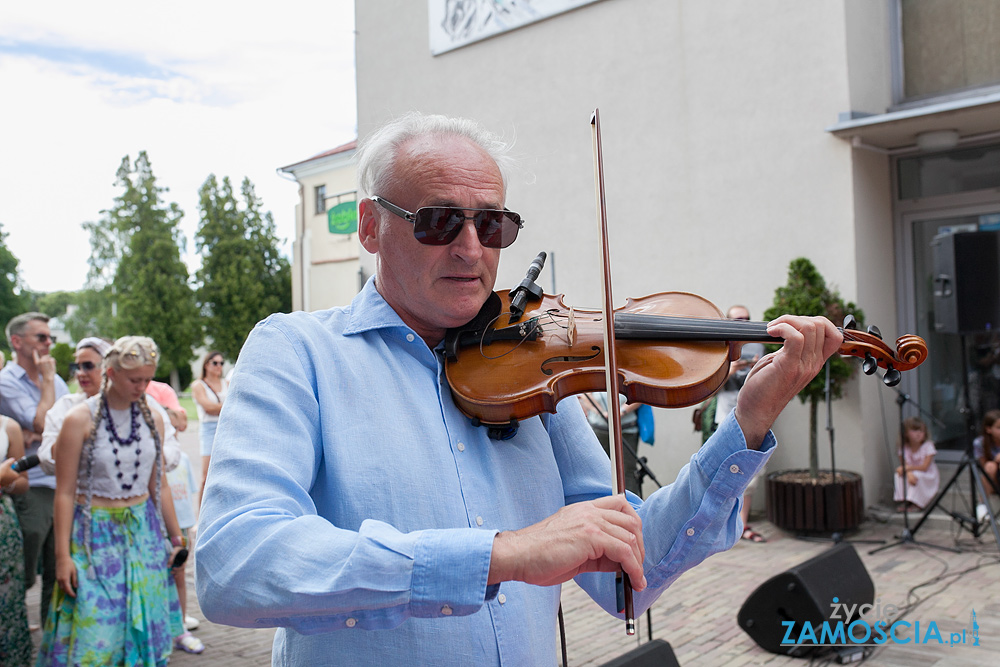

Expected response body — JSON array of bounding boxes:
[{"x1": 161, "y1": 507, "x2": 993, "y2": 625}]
[{"x1": 356, "y1": 0, "x2": 901, "y2": 507}]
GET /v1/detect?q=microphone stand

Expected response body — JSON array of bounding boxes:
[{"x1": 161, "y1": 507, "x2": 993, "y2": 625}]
[
  {"x1": 882, "y1": 335, "x2": 1000, "y2": 553},
  {"x1": 799, "y1": 361, "x2": 885, "y2": 545}
]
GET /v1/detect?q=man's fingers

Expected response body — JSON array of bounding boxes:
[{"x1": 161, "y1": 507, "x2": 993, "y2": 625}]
[{"x1": 491, "y1": 496, "x2": 647, "y2": 589}]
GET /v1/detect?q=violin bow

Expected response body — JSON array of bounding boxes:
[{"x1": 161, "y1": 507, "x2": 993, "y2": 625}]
[{"x1": 591, "y1": 108, "x2": 636, "y2": 636}]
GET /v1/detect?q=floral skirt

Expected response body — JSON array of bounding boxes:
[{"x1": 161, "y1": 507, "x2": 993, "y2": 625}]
[
  {"x1": 36, "y1": 499, "x2": 183, "y2": 667},
  {"x1": 0, "y1": 494, "x2": 32, "y2": 667}
]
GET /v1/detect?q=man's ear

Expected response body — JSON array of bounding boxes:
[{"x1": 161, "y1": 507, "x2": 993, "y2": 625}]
[{"x1": 359, "y1": 199, "x2": 380, "y2": 254}]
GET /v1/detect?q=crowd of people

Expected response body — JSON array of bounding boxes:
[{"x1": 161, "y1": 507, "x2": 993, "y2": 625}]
[{"x1": 0, "y1": 313, "x2": 225, "y2": 666}]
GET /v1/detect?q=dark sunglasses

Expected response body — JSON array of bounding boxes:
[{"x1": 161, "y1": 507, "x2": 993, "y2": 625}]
[
  {"x1": 69, "y1": 361, "x2": 98, "y2": 374},
  {"x1": 371, "y1": 196, "x2": 523, "y2": 249},
  {"x1": 209, "y1": 360, "x2": 224, "y2": 366}
]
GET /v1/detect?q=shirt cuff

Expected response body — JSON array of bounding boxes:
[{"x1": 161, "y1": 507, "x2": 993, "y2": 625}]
[
  {"x1": 410, "y1": 527, "x2": 497, "y2": 618},
  {"x1": 698, "y1": 410, "x2": 774, "y2": 486}
]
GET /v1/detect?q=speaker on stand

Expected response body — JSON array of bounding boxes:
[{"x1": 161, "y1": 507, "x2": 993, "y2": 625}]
[{"x1": 932, "y1": 229, "x2": 1000, "y2": 335}]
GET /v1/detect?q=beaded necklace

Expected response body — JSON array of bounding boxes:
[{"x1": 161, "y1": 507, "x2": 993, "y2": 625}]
[{"x1": 102, "y1": 396, "x2": 143, "y2": 492}]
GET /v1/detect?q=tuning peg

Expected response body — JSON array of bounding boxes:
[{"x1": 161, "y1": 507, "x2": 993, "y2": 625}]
[
  {"x1": 883, "y1": 364, "x2": 901, "y2": 387},
  {"x1": 843, "y1": 314, "x2": 858, "y2": 330},
  {"x1": 863, "y1": 352, "x2": 878, "y2": 375},
  {"x1": 867, "y1": 325, "x2": 882, "y2": 340}
]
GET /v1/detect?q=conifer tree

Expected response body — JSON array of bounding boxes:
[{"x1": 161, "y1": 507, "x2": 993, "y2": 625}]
[
  {"x1": 195, "y1": 175, "x2": 291, "y2": 361},
  {"x1": 84, "y1": 152, "x2": 199, "y2": 383}
]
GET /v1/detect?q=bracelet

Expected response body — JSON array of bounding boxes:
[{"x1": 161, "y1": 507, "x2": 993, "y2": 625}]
[{"x1": 171, "y1": 535, "x2": 187, "y2": 548}]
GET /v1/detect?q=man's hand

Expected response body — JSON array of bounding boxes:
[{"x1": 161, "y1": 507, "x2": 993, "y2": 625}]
[
  {"x1": 488, "y1": 496, "x2": 646, "y2": 590},
  {"x1": 734, "y1": 315, "x2": 843, "y2": 449},
  {"x1": 34, "y1": 350, "x2": 57, "y2": 383},
  {"x1": 167, "y1": 408, "x2": 188, "y2": 432}
]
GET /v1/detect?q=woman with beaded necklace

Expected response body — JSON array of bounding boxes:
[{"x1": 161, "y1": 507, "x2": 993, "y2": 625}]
[{"x1": 37, "y1": 336, "x2": 185, "y2": 666}]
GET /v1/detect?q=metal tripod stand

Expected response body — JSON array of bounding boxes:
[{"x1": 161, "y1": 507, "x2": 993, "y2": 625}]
[{"x1": 872, "y1": 336, "x2": 1000, "y2": 554}]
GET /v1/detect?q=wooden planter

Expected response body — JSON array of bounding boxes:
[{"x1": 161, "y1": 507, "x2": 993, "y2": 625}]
[{"x1": 766, "y1": 469, "x2": 864, "y2": 534}]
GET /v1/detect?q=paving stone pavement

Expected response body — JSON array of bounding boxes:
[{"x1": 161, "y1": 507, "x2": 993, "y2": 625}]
[{"x1": 26, "y1": 427, "x2": 1000, "y2": 665}]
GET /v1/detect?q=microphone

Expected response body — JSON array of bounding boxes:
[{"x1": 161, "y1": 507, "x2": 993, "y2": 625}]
[
  {"x1": 11, "y1": 454, "x2": 40, "y2": 473},
  {"x1": 509, "y1": 251, "x2": 547, "y2": 321}
]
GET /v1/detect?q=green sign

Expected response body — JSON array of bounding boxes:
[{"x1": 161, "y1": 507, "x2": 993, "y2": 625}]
[{"x1": 328, "y1": 201, "x2": 358, "y2": 234}]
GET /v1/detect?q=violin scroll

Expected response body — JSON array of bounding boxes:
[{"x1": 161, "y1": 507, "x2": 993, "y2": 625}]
[{"x1": 839, "y1": 316, "x2": 928, "y2": 387}]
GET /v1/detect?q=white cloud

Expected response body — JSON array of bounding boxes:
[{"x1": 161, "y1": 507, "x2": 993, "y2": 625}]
[{"x1": 0, "y1": 1, "x2": 357, "y2": 294}]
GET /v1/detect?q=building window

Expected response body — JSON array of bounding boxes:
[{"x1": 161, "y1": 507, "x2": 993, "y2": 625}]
[
  {"x1": 315, "y1": 185, "x2": 327, "y2": 215},
  {"x1": 898, "y1": 0, "x2": 1000, "y2": 102},
  {"x1": 898, "y1": 144, "x2": 1000, "y2": 200}
]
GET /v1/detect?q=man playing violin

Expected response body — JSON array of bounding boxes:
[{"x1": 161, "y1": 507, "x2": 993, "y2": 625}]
[{"x1": 196, "y1": 112, "x2": 842, "y2": 666}]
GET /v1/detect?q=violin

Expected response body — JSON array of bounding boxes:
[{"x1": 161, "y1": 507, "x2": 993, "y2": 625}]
[
  {"x1": 444, "y1": 287, "x2": 928, "y2": 427},
  {"x1": 445, "y1": 109, "x2": 927, "y2": 637}
]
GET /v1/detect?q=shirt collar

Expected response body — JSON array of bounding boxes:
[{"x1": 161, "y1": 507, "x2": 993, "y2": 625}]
[
  {"x1": 342, "y1": 276, "x2": 412, "y2": 337},
  {"x1": 4, "y1": 362, "x2": 28, "y2": 381}
]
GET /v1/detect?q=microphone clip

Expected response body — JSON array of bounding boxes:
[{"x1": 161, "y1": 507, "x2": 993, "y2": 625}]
[{"x1": 509, "y1": 251, "x2": 547, "y2": 322}]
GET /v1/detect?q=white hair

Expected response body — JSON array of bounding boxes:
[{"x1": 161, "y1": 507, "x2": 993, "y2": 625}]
[{"x1": 356, "y1": 112, "x2": 514, "y2": 199}]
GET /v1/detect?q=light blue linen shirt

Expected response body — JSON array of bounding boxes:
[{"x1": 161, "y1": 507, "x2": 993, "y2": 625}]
[
  {"x1": 0, "y1": 362, "x2": 69, "y2": 490},
  {"x1": 195, "y1": 278, "x2": 774, "y2": 666}
]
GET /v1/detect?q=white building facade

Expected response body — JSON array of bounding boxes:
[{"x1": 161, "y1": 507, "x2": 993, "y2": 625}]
[
  {"x1": 279, "y1": 141, "x2": 362, "y2": 312},
  {"x1": 350, "y1": 0, "x2": 1000, "y2": 508}
]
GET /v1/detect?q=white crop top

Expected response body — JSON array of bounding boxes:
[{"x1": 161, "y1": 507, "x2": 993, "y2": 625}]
[{"x1": 77, "y1": 395, "x2": 159, "y2": 500}]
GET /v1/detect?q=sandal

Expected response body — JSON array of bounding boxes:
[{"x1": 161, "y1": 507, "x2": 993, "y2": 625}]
[
  {"x1": 741, "y1": 527, "x2": 766, "y2": 543},
  {"x1": 175, "y1": 631, "x2": 205, "y2": 654}
]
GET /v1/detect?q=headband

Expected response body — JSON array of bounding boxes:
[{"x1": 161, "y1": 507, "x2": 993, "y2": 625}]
[{"x1": 76, "y1": 337, "x2": 112, "y2": 357}]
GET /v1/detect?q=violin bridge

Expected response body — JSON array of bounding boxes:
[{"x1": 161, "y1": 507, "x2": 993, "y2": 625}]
[{"x1": 568, "y1": 307, "x2": 576, "y2": 346}]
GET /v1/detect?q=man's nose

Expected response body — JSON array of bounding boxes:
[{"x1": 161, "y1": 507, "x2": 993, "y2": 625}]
[{"x1": 450, "y1": 219, "x2": 485, "y2": 261}]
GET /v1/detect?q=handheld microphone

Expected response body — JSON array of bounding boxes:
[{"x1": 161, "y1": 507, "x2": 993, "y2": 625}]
[{"x1": 11, "y1": 454, "x2": 40, "y2": 473}]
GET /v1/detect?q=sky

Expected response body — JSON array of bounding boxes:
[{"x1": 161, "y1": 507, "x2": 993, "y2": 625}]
[{"x1": 0, "y1": 1, "x2": 358, "y2": 294}]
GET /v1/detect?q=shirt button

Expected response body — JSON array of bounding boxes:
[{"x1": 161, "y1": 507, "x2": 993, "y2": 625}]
[
  {"x1": 406, "y1": 333, "x2": 415, "y2": 342},
  {"x1": 476, "y1": 516, "x2": 484, "y2": 526},
  {"x1": 457, "y1": 442, "x2": 465, "y2": 452},
  {"x1": 441, "y1": 605, "x2": 453, "y2": 616},
  {"x1": 498, "y1": 593, "x2": 507, "y2": 604},
  {"x1": 730, "y1": 464, "x2": 741, "y2": 474},
  {"x1": 686, "y1": 527, "x2": 695, "y2": 537},
  {"x1": 346, "y1": 618, "x2": 357, "y2": 628}
]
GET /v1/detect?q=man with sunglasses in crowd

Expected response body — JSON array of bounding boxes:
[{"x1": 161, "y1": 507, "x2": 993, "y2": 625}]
[
  {"x1": 196, "y1": 112, "x2": 842, "y2": 665},
  {"x1": 1, "y1": 312, "x2": 70, "y2": 629}
]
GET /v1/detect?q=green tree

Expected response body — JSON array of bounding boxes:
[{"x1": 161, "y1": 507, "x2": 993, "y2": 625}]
[
  {"x1": 763, "y1": 258, "x2": 863, "y2": 479},
  {"x1": 50, "y1": 342, "x2": 75, "y2": 381},
  {"x1": 195, "y1": 175, "x2": 291, "y2": 361},
  {"x1": 0, "y1": 223, "x2": 31, "y2": 351},
  {"x1": 85, "y1": 152, "x2": 200, "y2": 384},
  {"x1": 61, "y1": 287, "x2": 114, "y2": 342},
  {"x1": 35, "y1": 290, "x2": 78, "y2": 320}
]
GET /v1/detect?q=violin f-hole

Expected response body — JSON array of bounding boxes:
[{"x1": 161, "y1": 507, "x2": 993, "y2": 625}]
[{"x1": 540, "y1": 347, "x2": 601, "y2": 376}]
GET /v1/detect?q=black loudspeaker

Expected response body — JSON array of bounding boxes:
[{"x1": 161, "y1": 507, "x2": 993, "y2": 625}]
[
  {"x1": 737, "y1": 543, "x2": 874, "y2": 657},
  {"x1": 597, "y1": 639, "x2": 680, "y2": 667},
  {"x1": 932, "y1": 230, "x2": 1000, "y2": 334}
]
